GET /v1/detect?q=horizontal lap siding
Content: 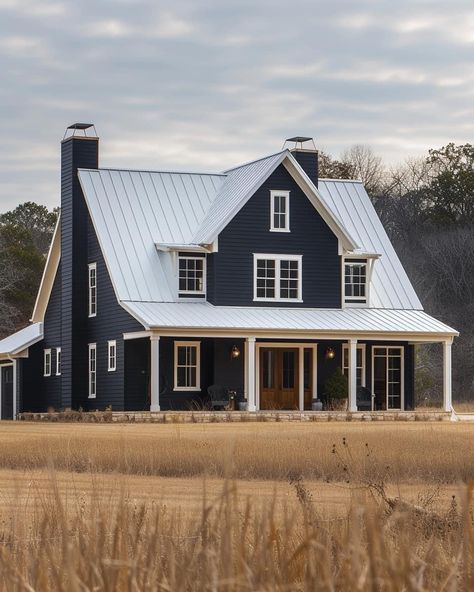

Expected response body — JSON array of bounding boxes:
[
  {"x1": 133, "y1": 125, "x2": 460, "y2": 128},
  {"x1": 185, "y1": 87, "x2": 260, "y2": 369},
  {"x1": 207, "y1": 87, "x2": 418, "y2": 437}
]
[
  {"x1": 86, "y1": 216, "x2": 144, "y2": 411},
  {"x1": 207, "y1": 164, "x2": 341, "y2": 308}
]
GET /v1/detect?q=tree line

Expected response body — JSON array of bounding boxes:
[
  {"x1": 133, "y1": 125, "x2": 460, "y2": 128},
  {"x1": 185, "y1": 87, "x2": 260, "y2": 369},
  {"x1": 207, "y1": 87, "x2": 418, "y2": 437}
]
[{"x1": 0, "y1": 143, "x2": 472, "y2": 402}]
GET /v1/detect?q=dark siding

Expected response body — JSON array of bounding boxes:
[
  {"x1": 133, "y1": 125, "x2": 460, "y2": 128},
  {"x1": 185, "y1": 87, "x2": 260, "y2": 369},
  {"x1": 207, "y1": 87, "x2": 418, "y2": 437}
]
[
  {"x1": 124, "y1": 338, "x2": 150, "y2": 411},
  {"x1": 290, "y1": 149, "x2": 318, "y2": 187},
  {"x1": 20, "y1": 341, "x2": 44, "y2": 412},
  {"x1": 207, "y1": 164, "x2": 341, "y2": 308},
  {"x1": 404, "y1": 345, "x2": 415, "y2": 410},
  {"x1": 213, "y1": 338, "x2": 244, "y2": 399},
  {"x1": 86, "y1": 216, "x2": 144, "y2": 411},
  {"x1": 42, "y1": 262, "x2": 62, "y2": 409},
  {"x1": 60, "y1": 137, "x2": 98, "y2": 409}
]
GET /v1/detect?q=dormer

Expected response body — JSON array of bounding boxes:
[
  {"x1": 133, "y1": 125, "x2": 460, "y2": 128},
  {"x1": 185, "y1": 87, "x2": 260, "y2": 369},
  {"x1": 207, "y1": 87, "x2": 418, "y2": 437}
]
[{"x1": 342, "y1": 253, "x2": 380, "y2": 308}]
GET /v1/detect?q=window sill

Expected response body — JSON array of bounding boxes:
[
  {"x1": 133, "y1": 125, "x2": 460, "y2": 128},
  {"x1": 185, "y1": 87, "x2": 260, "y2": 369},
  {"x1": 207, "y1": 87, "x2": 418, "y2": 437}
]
[
  {"x1": 253, "y1": 298, "x2": 303, "y2": 303},
  {"x1": 88, "y1": 314, "x2": 97, "y2": 318},
  {"x1": 173, "y1": 387, "x2": 201, "y2": 392},
  {"x1": 88, "y1": 395, "x2": 96, "y2": 399},
  {"x1": 108, "y1": 369, "x2": 116, "y2": 373},
  {"x1": 269, "y1": 228, "x2": 290, "y2": 233}
]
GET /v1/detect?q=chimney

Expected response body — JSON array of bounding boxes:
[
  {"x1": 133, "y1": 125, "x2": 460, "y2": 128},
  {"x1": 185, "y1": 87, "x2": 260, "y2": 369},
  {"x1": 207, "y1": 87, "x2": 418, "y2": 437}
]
[
  {"x1": 60, "y1": 124, "x2": 99, "y2": 410},
  {"x1": 285, "y1": 136, "x2": 319, "y2": 188}
]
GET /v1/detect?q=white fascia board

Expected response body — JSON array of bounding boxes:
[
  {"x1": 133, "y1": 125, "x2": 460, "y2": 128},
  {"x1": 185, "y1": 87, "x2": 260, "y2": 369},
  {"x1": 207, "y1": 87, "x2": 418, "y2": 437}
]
[
  {"x1": 155, "y1": 243, "x2": 213, "y2": 253},
  {"x1": 282, "y1": 154, "x2": 359, "y2": 252},
  {"x1": 31, "y1": 214, "x2": 61, "y2": 323},
  {"x1": 118, "y1": 300, "x2": 151, "y2": 330}
]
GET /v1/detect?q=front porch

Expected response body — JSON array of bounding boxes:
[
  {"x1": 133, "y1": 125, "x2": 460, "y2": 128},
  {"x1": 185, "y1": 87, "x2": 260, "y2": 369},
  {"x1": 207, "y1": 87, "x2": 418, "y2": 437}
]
[{"x1": 124, "y1": 333, "x2": 454, "y2": 413}]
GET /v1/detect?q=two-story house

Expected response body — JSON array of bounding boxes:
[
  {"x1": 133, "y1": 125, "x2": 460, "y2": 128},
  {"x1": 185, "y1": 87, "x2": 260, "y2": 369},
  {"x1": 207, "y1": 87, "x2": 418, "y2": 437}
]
[{"x1": 0, "y1": 125, "x2": 458, "y2": 417}]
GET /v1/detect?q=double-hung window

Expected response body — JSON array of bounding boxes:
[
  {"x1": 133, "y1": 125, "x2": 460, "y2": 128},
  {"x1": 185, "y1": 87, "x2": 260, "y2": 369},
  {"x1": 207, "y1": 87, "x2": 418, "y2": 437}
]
[
  {"x1": 178, "y1": 255, "x2": 206, "y2": 297},
  {"x1": 254, "y1": 254, "x2": 302, "y2": 301},
  {"x1": 44, "y1": 349, "x2": 51, "y2": 377},
  {"x1": 55, "y1": 347, "x2": 61, "y2": 376},
  {"x1": 270, "y1": 190, "x2": 290, "y2": 232},
  {"x1": 342, "y1": 344, "x2": 366, "y2": 387},
  {"x1": 88, "y1": 262, "x2": 97, "y2": 317},
  {"x1": 344, "y1": 260, "x2": 367, "y2": 304},
  {"x1": 88, "y1": 343, "x2": 97, "y2": 398},
  {"x1": 174, "y1": 341, "x2": 200, "y2": 391},
  {"x1": 108, "y1": 340, "x2": 117, "y2": 372}
]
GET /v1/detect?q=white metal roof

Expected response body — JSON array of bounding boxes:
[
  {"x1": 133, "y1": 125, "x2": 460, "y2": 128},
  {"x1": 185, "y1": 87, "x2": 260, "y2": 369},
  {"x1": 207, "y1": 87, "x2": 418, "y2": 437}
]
[
  {"x1": 123, "y1": 302, "x2": 457, "y2": 337},
  {"x1": 317, "y1": 179, "x2": 423, "y2": 310},
  {"x1": 77, "y1": 150, "x2": 423, "y2": 312},
  {"x1": 0, "y1": 323, "x2": 43, "y2": 358}
]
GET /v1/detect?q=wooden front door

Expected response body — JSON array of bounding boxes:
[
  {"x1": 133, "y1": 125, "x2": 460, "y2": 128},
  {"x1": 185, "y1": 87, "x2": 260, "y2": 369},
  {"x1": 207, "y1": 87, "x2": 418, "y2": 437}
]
[
  {"x1": 260, "y1": 348, "x2": 299, "y2": 409},
  {"x1": 1, "y1": 365, "x2": 14, "y2": 420}
]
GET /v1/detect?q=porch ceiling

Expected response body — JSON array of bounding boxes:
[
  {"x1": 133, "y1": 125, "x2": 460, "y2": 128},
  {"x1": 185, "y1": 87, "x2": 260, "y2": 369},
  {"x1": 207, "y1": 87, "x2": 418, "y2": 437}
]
[{"x1": 122, "y1": 302, "x2": 458, "y2": 339}]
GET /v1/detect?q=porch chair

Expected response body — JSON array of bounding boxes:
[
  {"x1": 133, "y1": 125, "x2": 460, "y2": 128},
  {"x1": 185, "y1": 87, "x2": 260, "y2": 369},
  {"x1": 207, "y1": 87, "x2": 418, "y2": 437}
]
[
  {"x1": 207, "y1": 385, "x2": 234, "y2": 410},
  {"x1": 356, "y1": 386, "x2": 373, "y2": 412}
]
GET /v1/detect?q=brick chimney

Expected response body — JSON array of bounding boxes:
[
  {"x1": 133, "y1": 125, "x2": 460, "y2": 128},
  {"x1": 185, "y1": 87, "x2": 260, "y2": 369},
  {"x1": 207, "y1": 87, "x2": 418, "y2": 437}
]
[
  {"x1": 286, "y1": 136, "x2": 319, "y2": 188},
  {"x1": 60, "y1": 124, "x2": 99, "y2": 409}
]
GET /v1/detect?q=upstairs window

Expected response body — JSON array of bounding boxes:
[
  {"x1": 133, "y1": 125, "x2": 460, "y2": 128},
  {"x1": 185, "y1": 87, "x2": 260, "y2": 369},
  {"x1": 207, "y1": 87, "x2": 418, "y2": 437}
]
[
  {"x1": 44, "y1": 349, "x2": 51, "y2": 377},
  {"x1": 174, "y1": 341, "x2": 201, "y2": 391},
  {"x1": 270, "y1": 190, "x2": 290, "y2": 232},
  {"x1": 254, "y1": 254, "x2": 302, "y2": 302},
  {"x1": 88, "y1": 262, "x2": 97, "y2": 317},
  {"x1": 344, "y1": 260, "x2": 367, "y2": 304},
  {"x1": 56, "y1": 347, "x2": 61, "y2": 376},
  {"x1": 178, "y1": 255, "x2": 206, "y2": 297}
]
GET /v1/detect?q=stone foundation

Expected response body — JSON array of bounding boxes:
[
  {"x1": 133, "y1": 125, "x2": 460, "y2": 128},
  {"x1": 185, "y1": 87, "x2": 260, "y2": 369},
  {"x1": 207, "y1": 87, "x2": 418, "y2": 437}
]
[{"x1": 18, "y1": 410, "x2": 453, "y2": 423}]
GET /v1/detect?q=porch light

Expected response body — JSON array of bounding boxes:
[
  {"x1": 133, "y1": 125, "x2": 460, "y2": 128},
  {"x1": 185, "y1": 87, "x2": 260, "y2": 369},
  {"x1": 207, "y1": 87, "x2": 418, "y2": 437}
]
[
  {"x1": 230, "y1": 345, "x2": 241, "y2": 359},
  {"x1": 325, "y1": 347, "x2": 336, "y2": 360}
]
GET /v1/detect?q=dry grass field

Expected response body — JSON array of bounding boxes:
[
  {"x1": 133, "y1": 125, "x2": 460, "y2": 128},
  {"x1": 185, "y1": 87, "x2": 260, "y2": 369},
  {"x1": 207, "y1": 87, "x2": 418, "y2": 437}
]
[{"x1": 0, "y1": 421, "x2": 472, "y2": 590}]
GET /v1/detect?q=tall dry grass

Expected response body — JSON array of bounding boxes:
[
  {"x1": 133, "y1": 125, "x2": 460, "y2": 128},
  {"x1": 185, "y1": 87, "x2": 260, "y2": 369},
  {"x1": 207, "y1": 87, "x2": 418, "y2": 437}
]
[
  {"x1": 0, "y1": 474, "x2": 472, "y2": 591},
  {"x1": 0, "y1": 422, "x2": 472, "y2": 483}
]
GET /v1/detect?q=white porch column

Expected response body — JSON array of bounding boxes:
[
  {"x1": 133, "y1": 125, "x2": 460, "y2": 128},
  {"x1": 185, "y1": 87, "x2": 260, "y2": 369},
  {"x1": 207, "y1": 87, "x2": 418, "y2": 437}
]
[
  {"x1": 12, "y1": 359, "x2": 17, "y2": 420},
  {"x1": 298, "y1": 346, "x2": 304, "y2": 411},
  {"x1": 150, "y1": 335, "x2": 160, "y2": 412},
  {"x1": 348, "y1": 338, "x2": 358, "y2": 412},
  {"x1": 246, "y1": 337, "x2": 257, "y2": 411},
  {"x1": 443, "y1": 339, "x2": 453, "y2": 413}
]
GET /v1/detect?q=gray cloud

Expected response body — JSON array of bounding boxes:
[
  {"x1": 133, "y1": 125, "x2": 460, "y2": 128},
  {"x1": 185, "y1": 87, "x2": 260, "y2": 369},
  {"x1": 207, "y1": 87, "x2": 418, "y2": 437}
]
[{"x1": 1, "y1": 0, "x2": 474, "y2": 211}]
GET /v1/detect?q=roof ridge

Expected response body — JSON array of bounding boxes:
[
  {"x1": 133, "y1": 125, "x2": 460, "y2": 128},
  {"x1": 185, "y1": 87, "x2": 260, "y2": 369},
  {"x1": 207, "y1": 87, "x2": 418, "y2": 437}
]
[
  {"x1": 222, "y1": 149, "x2": 288, "y2": 173},
  {"x1": 318, "y1": 177, "x2": 363, "y2": 184},
  {"x1": 79, "y1": 167, "x2": 226, "y2": 177}
]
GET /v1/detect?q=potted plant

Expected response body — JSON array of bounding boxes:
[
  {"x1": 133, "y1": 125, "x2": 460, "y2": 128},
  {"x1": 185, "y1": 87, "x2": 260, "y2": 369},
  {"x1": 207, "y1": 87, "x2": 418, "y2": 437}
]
[
  {"x1": 323, "y1": 367, "x2": 348, "y2": 410},
  {"x1": 238, "y1": 397, "x2": 248, "y2": 411},
  {"x1": 311, "y1": 398, "x2": 323, "y2": 411}
]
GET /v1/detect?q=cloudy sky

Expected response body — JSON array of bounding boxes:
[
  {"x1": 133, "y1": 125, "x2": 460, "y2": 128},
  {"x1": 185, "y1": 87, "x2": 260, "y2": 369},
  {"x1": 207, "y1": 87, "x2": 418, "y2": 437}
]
[{"x1": 1, "y1": 0, "x2": 474, "y2": 211}]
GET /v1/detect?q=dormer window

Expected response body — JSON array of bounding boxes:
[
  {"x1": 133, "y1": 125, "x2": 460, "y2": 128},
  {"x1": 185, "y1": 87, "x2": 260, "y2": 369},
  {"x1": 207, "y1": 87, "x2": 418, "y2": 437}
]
[
  {"x1": 344, "y1": 260, "x2": 367, "y2": 304},
  {"x1": 178, "y1": 254, "x2": 206, "y2": 298},
  {"x1": 270, "y1": 190, "x2": 290, "y2": 232}
]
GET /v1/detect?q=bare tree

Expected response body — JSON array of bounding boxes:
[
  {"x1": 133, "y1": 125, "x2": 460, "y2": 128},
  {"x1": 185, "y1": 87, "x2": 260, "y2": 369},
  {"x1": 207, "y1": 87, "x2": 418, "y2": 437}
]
[{"x1": 341, "y1": 144, "x2": 385, "y2": 196}]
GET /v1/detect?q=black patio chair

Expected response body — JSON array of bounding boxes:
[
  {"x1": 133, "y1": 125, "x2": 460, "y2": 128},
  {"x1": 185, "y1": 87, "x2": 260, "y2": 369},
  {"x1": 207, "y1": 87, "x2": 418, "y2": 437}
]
[
  {"x1": 356, "y1": 386, "x2": 373, "y2": 411},
  {"x1": 208, "y1": 385, "x2": 234, "y2": 410}
]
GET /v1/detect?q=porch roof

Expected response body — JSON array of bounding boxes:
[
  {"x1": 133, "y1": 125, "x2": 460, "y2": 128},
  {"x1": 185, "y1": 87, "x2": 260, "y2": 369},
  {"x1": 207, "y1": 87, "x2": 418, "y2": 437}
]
[
  {"x1": 122, "y1": 302, "x2": 458, "y2": 339},
  {"x1": 0, "y1": 322, "x2": 43, "y2": 358}
]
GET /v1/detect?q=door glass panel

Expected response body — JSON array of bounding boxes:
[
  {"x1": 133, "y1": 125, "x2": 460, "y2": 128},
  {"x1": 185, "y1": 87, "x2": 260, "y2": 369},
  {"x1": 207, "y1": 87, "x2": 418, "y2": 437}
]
[
  {"x1": 262, "y1": 351, "x2": 274, "y2": 389},
  {"x1": 282, "y1": 351, "x2": 295, "y2": 389},
  {"x1": 387, "y1": 350, "x2": 402, "y2": 409},
  {"x1": 373, "y1": 350, "x2": 387, "y2": 410}
]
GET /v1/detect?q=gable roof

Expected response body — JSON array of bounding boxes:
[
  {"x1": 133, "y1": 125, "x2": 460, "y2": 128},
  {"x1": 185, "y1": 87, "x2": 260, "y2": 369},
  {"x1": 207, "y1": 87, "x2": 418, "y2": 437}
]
[{"x1": 192, "y1": 150, "x2": 358, "y2": 251}]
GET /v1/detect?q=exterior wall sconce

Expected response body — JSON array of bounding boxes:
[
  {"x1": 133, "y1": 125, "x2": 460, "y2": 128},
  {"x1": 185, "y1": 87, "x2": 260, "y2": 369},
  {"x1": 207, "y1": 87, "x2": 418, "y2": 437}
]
[
  {"x1": 325, "y1": 347, "x2": 336, "y2": 360},
  {"x1": 231, "y1": 345, "x2": 241, "y2": 359}
]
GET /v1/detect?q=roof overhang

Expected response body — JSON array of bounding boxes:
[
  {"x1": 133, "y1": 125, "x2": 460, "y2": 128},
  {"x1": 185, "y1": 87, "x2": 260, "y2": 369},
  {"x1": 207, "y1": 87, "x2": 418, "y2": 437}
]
[
  {"x1": 31, "y1": 213, "x2": 61, "y2": 323},
  {"x1": 155, "y1": 243, "x2": 214, "y2": 253},
  {"x1": 0, "y1": 322, "x2": 44, "y2": 359}
]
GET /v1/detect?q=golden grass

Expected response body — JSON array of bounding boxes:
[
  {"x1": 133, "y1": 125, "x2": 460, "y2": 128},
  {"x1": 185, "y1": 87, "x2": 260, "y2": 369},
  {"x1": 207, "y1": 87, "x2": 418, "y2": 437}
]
[
  {"x1": 0, "y1": 421, "x2": 472, "y2": 483},
  {"x1": 0, "y1": 421, "x2": 472, "y2": 590}
]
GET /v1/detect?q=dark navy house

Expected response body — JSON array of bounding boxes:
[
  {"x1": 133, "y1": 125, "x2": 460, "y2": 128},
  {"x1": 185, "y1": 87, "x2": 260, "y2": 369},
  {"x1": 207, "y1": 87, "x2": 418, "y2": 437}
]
[{"x1": 0, "y1": 125, "x2": 458, "y2": 417}]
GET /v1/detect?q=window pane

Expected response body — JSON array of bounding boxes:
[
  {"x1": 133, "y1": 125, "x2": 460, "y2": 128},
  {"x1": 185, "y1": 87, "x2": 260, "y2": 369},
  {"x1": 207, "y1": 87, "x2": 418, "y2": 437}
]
[
  {"x1": 179, "y1": 257, "x2": 205, "y2": 293},
  {"x1": 344, "y1": 262, "x2": 367, "y2": 300},
  {"x1": 282, "y1": 351, "x2": 295, "y2": 388}
]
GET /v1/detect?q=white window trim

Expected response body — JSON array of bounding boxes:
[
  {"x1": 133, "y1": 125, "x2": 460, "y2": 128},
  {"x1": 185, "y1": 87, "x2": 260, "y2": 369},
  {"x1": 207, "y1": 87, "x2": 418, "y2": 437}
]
[
  {"x1": 343, "y1": 259, "x2": 368, "y2": 306},
  {"x1": 55, "y1": 347, "x2": 61, "y2": 376},
  {"x1": 108, "y1": 340, "x2": 117, "y2": 372},
  {"x1": 342, "y1": 343, "x2": 366, "y2": 387},
  {"x1": 173, "y1": 341, "x2": 201, "y2": 391},
  {"x1": 270, "y1": 190, "x2": 290, "y2": 232},
  {"x1": 88, "y1": 262, "x2": 97, "y2": 318},
  {"x1": 88, "y1": 343, "x2": 97, "y2": 399},
  {"x1": 253, "y1": 253, "x2": 303, "y2": 302},
  {"x1": 177, "y1": 255, "x2": 207, "y2": 297},
  {"x1": 43, "y1": 349, "x2": 51, "y2": 377}
]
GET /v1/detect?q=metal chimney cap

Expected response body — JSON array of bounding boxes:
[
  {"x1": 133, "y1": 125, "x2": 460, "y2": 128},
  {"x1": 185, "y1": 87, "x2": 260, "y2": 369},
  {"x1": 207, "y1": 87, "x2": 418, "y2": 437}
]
[
  {"x1": 283, "y1": 136, "x2": 317, "y2": 151},
  {"x1": 63, "y1": 123, "x2": 98, "y2": 140}
]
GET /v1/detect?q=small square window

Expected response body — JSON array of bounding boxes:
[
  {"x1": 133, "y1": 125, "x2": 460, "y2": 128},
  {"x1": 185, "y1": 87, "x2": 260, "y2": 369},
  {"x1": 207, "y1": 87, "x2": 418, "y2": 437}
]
[
  {"x1": 178, "y1": 256, "x2": 206, "y2": 296},
  {"x1": 344, "y1": 261, "x2": 367, "y2": 303}
]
